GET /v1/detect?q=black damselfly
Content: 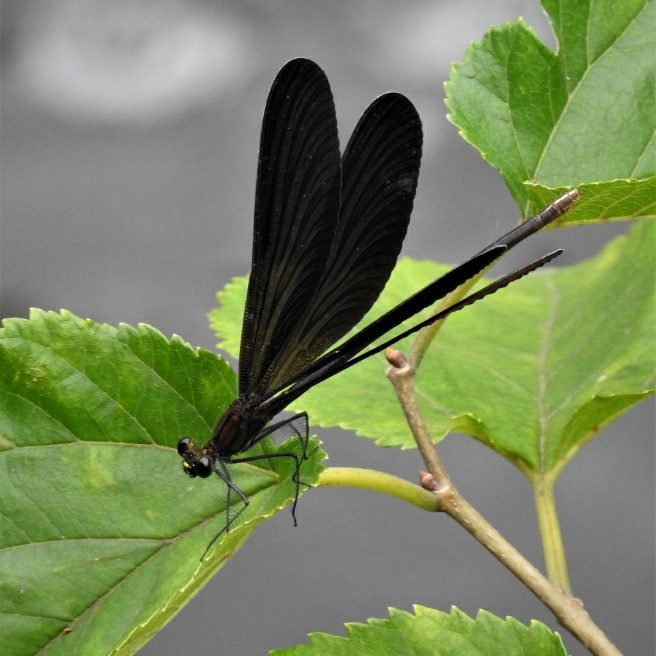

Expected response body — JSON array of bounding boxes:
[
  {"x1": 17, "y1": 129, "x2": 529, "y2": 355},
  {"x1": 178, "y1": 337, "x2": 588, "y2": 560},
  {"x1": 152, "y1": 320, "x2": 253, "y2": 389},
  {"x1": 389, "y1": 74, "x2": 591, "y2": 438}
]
[{"x1": 177, "y1": 58, "x2": 579, "y2": 549}]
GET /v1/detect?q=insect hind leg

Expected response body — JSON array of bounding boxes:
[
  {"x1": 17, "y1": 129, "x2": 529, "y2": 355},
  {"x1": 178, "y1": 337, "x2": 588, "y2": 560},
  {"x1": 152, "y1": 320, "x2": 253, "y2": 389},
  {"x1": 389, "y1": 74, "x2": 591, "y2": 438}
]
[
  {"x1": 230, "y1": 449, "x2": 305, "y2": 527},
  {"x1": 230, "y1": 413, "x2": 312, "y2": 526},
  {"x1": 279, "y1": 412, "x2": 314, "y2": 491},
  {"x1": 245, "y1": 412, "x2": 310, "y2": 463},
  {"x1": 243, "y1": 409, "x2": 311, "y2": 478}
]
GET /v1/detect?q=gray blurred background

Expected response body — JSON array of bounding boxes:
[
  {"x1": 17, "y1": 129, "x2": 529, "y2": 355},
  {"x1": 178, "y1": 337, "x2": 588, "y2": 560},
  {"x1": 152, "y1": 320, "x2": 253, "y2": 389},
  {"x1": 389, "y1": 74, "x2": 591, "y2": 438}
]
[{"x1": 1, "y1": 1, "x2": 653, "y2": 655}]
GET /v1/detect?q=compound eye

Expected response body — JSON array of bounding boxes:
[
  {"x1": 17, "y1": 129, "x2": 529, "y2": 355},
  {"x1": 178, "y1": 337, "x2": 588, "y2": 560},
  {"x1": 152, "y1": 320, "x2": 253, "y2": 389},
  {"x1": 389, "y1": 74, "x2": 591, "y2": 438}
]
[
  {"x1": 196, "y1": 456, "x2": 212, "y2": 478},
  {"x1": 177, "y1": 437, "x2": 194, "y2": 456}
]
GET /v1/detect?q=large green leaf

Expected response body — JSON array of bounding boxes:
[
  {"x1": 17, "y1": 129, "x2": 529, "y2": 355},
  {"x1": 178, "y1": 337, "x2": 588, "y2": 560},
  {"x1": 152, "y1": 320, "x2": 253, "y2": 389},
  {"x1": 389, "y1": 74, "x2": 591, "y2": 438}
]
[
  {"x1": 211, "y1": 220, "x2": 654, "y2": 476},
  {"x1": 0, "y1": 310, "x2": 325, "y2": 656},
  {"x1": 445, "y1": 0, "x2": 655, "y2": 222},
  {"x1": 270, "y1": 606, "x2": 567, "y2": 656}
]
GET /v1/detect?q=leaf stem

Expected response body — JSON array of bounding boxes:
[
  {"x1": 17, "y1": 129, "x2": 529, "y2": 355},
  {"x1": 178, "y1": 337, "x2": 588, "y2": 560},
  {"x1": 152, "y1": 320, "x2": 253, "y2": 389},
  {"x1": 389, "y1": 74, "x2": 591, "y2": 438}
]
[
  {"x1": 408, "y1": 274, "x2": 482, "y2": 369},
  {"x1": 533, "y1": 473, "x2": 572, "y2": 593},
  {"x1": 317, "y1": 467, "x2": 440, "y2": 512}
]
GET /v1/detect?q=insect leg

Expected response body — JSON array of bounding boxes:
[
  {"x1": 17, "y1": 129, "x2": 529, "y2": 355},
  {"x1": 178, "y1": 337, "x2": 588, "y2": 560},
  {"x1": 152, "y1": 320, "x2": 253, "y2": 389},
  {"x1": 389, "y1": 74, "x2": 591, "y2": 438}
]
[
  {"x1": 241, "y1": 411, "x2": 310, "y2": 481},
  {"x1": 199, "y1": 459, "x2": 252, "y2": 561},
  {"x1": 218, "y1": 414, "x2": 312, "y2": 534},
  {"x1": 230, "y1": 449, "x2": 305, "y2": 526}
]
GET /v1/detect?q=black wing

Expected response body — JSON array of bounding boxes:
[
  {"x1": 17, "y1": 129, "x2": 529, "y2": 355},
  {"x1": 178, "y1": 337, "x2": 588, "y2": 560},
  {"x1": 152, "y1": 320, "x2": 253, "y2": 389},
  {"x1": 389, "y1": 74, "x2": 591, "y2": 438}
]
[
  {"x1": 238, "y1": 59, "x2": 341, "y2": 398},
  {"x1": 263, "y1": 92, "x2": 423, "y2": 393}
]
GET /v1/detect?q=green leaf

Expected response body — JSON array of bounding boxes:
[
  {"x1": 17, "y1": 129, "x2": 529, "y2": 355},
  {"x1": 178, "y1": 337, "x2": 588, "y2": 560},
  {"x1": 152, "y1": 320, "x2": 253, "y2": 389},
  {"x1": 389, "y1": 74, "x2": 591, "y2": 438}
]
[
  {"x1": 526, "y1": 179, "x2": 656, "y2": 226},
  {"x1": 270, "y1": 605, "x2": 567, "y2": 656},
  {"x1": 445, "y1": 0, "x2": 655, "y2": 222},
  {"x1": 211, "y1": 221, "x2": 655, "y2": 477},
  {"x1": 0, "y1": 310, "x2": 325, "y2": 656}
]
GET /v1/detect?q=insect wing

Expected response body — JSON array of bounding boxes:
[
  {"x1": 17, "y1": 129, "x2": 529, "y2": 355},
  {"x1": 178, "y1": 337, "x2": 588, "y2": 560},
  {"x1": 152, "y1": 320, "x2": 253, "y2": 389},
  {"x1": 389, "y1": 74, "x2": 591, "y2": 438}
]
[
  {"x1": 264, "y1": 92, "x2": 423, "y2": 392},
  {"x1": 239, "y1": 59, "x2": 341, "y2": 397}
]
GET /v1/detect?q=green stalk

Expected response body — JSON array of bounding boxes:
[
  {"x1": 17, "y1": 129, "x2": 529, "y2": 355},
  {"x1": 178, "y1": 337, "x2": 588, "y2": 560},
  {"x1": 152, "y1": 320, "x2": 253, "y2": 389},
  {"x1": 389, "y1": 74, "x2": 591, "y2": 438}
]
[
  {"x1": 533, "y1": 472, "x2": 571, "y2": 593},
  {"x1": 317, "y1": 467, "x2": 440, "y2": 512},
  {"x1": 408, "y1": 273, "x2": 482, "y2": 369}
]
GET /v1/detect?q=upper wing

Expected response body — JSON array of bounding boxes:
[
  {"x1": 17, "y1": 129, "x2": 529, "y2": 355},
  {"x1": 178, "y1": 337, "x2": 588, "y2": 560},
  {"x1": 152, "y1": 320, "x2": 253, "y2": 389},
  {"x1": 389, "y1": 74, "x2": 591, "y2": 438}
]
[
  {"x1": 263, "y1": 92, "x2": 423, "y2": 393},
  {"x1": 238, "y1": 59, "x2": 341, "y2": 397}
]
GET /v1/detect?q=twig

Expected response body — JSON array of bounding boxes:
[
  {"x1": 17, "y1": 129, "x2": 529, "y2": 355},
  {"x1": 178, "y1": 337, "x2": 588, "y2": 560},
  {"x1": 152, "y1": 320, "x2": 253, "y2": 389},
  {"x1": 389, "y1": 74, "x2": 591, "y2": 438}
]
[
  {"x1": 385, "y1": 348, "x2": 448, "y2": 487},
  {"x1": 384, "y1": 349, "x2": 622, "y2": 656}
]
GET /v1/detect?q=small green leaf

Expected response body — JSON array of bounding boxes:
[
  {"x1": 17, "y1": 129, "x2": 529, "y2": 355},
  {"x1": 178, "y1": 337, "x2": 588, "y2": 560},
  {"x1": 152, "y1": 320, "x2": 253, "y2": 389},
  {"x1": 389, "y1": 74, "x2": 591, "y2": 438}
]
[
  {"x1": 209, "y1": 276, "x2": 248, "y2": 360},
  {"x1": 0, "y1": 310, "x2": 325, "y2": 656},
  {"x1": 526, "y1": 179, "x2": 656, "y2": 226},
  {"x1": 270, "y1": 605, "x2": 567, "y2": 656},
  {"x1": 212, "y1": 221, "x2": 655, "y2": 478},
  {"x1": 445, "y1": 0, "x2": 655, "y2": 221}
]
